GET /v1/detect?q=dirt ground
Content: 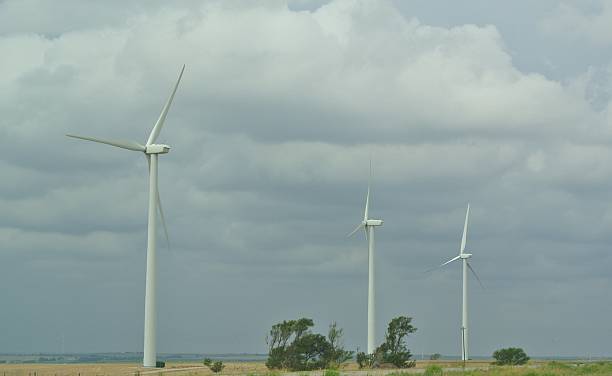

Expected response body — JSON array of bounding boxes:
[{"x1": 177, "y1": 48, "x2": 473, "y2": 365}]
[{"x1": 0, "y1": 360, "x2": 494, "y2": 376}]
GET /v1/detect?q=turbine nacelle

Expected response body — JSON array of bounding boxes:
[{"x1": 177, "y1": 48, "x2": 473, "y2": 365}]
[
  {"x1": 365, "y1": 219, "x2": 383, "y2": 226},
  {"x1": 145, "y1": 144, "x2": 170, "y2": 154},
  {"x1": 460, "y1": 253, "x2": 472, "y2": 259}
]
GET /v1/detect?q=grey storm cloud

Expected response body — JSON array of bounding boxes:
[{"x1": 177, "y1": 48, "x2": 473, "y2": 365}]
[{"x1": 1, "y1": 0, "x2": 612, "y2": 358}]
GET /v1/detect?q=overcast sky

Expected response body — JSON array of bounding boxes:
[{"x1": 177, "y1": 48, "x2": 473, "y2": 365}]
[{"x1": 1, "y1": 0, "x2": 612, "y2": 358}]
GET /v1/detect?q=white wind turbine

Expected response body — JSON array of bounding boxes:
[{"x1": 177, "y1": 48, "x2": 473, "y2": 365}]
[
  {"x1": 429, "y1": 204, "x2": 482, "y2": 362},
  {"x1": 348, "y1": 162, "x2": 383, "y2": 354},
  {"x1": 66, "y1": 65, "x2": 185, "y2": 368}
]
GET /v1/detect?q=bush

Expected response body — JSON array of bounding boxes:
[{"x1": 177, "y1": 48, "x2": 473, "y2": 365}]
[
  {"x1": 356, "y1": 352, "x2": 374, "y2": 369},
  {"x1": 324, "y1": 369, "x2": 340, "y2": 376},
  {"x1": 430, "y1": 353, "x2": 441, "y2": 360},
  {"x1": 492, "y1": 347, "x2": 529, "y2": 365},
  {"x1": 424, "y1": 365, "x2": 443, "y2": 376},
  {"x1": 210, "y1": 361, "x2": 225, "y2": 373},
  {"x1": 203, "y1": 358, "x2": 224, "y2": 373}
]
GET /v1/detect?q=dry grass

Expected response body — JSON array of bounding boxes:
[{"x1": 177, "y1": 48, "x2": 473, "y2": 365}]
[{"x1": 0, "y1": 361, "x2": 274, "y2": 376}]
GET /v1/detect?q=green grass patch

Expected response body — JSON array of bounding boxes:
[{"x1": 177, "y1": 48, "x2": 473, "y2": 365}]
[
  {"x1": 324, "y1": 369, "x2": 340, "y2": 376},
  {"x1": 424, "y1": 364, "x2": 444, "y2": 376}
]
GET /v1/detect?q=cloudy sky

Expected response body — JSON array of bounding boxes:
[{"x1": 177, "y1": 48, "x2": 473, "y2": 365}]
[{"x1": 1, "y1": 0, "x2": 612, "y2": 358}]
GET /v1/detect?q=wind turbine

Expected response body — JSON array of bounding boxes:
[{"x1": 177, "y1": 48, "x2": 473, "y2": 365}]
[
  {"x1": 66, "y1": 65, "x2": 185, "y2": 368},
  {"x1": 430, "y1": 204, "x2": 482, "y2": 362},
  {"x1": 348, "y1": 162, "x2": 383, "y2": 354}
]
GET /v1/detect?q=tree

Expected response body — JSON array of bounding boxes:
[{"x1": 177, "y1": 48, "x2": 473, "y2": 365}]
[
  {"x1": 355, "y1": 316, "x2": 417, "y2": 369},
  {"x1": 266, "y1": 318, "x2": 351, "y2": 371},
  {"x1": 492, "y1": 347, "x2": 529, "y2": 365},
  {"x1": 430, "y1": 353, "x2": 441, "y2": 360},
  {"x1": 286, "y1": 333, "x2": 331, "y2": 370},
  {"x1": 267, "y1": 318, "x2": 314, "y2": 353},
  {"x1": 266, "y1": 318, "x2": 315, "y2": 369},
  {"x1": 326, "y1": 322, "x2": 354, "y2": 367},
  {"x1": 376, "y1": 316, "x2": 417, "y2": 368}
]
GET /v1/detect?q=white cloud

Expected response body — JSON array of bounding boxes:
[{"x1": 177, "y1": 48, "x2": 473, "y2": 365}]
[{"x1": 541, "y1": 1, "x2": 612, "y2": 46}]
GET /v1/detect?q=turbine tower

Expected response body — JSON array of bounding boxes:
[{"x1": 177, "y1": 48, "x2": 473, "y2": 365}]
[
  {"x1": 430, "y1": 204, "x2": 482, "y2": 362},
  {"x1": 67, "y1": 65, "x2": 185, "y2": 368},
  {"x1": 348, "y1": 162, "x2": 383, "y2": 354}
]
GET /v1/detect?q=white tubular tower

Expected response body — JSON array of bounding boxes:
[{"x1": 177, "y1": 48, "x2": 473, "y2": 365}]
[
  {"x1": 66, "y1": 65, "x2": 185, "y2": 368},
  {"x1": 348, "y1": 160, "x2": 383, "y2": 355}
]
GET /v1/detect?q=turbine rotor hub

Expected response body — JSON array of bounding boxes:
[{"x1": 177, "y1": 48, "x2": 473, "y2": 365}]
[
  {"x1": 145, "y1": 144, "x2": 170, "y2": 154},
  {"x1": 460, "y1": 253, "x2": 472, "y2": 259}
]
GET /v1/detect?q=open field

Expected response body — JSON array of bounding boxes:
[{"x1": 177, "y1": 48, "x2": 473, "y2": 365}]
[{"x1": 0, "y1": 360, "x2": 610, "y2": 376}]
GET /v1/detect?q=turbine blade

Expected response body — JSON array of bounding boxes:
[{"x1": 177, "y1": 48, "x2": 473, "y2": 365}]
[
  {"x1": 425, "y1": 255, "x2": 461, "y2": 273},
  {"x1": 347, "y1": 223, "x2": 364, "y2": 237},
  {"x1": 147, "y1": 155, "x2": 170, "y2": 251},
  {"x1": 66, "y1": 134, "x2": 145, "y2": 152},
  {"x1": 467, "y1": 261, "x2": 484, "y2": 289},
  {"x1": 440, "y1": 254, "x2": 461, "y2": 267},
  {"x1": 157, "y1": 188, "x2": 170, "y2": 251},
  {"x1": 146, "y1": 65, "x2": 185, "y2": 145},
  {"x1": 460, "y1": 203, "x2": 470, "y2": 253},
  {"x1": 364, "y1": 186, "x2": 370, "y2": 221}
]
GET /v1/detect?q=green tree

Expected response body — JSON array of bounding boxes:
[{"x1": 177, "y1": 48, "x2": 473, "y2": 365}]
[
  {"x1": 286, "y1": 333, "x2": 331, "y2": 370},
  {"x1": 355, "y1": 316, "x2": 417, "y2": 369},
  {"x1": 266, "y1": 318, "x2": 315, "y2": 369},
  {"x1": 266, "y1": 318, "x2": 351, "y2": 371},
  {"x1": 492, "y1": 347, "x2": 529, "y2": 365},
  {"x1": 376, "y1": 316, "x2": 417, "y2": 368},
  {"x1": 430, "y1": 353, "x2": 441, "y2": 360},
  {"x1": 326, "y1": 322, "x2": 354, "y2": 367}
]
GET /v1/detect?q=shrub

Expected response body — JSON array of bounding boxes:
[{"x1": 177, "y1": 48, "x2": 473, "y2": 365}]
[
  {"x1": 203, "y1": 358, "x2": 224, "y2": 373},
  {"x1": 324, "y1": 369, "x2": 340, "y2": 376},
  {"x1": 210, "y1": 361, "x2": 225, "y2": 373},
  {"x1": 356, "y1": 352, "x2": 375, "y2": 369},
  {"x1": 430, "y1": 353, "x2": 441, "y2": 360},
  {"x1": 492, "y1": 347, "x2": 529, "y2": 365},
  {"x1": 356, "y1": 352, "x2": 370, "y2": 369},
  {"x1": 424, "y1": 365, "x2": 443, "y2": 376}
]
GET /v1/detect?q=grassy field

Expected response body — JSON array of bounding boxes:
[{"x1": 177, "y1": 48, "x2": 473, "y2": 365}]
[{"x1": 0, "y1": 360, "x2": 610, "y2": 376}]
